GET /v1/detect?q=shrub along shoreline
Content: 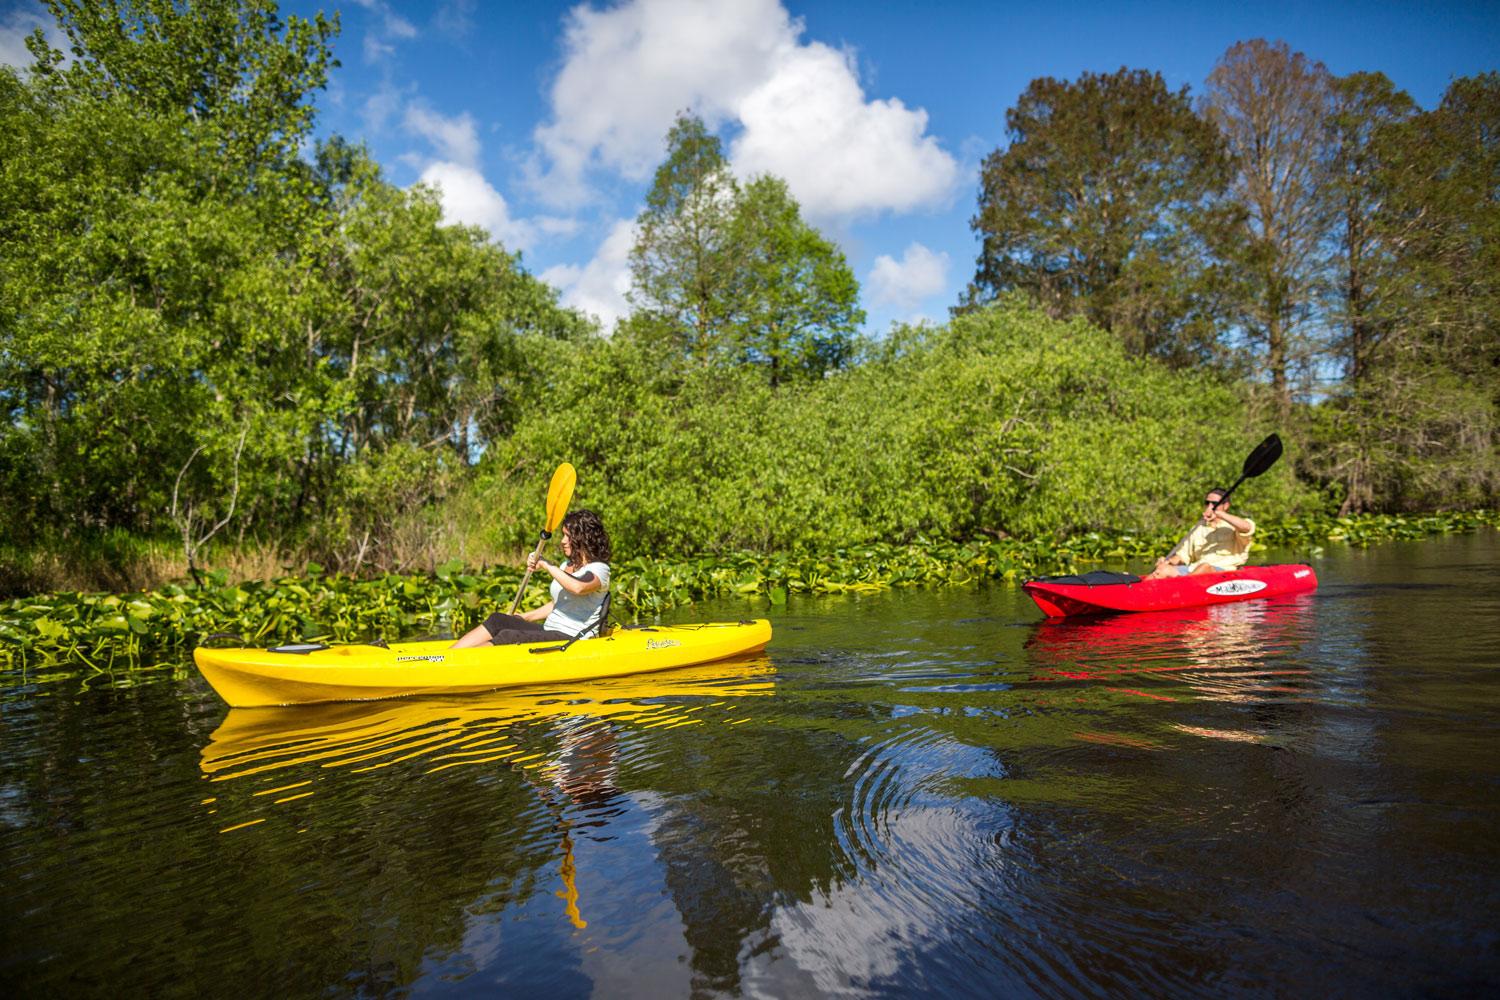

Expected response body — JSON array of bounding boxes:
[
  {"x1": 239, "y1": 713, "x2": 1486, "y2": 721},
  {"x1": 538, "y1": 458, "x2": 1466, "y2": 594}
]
[{"x1": 2, "y1": 511, "x2": 1495, "y2": 674}]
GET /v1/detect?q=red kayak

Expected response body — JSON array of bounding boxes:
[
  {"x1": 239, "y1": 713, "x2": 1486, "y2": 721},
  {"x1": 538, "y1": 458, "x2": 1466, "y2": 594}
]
[{"x1": 1022, "y1": 564, "x2": 1318, "y2": 618}]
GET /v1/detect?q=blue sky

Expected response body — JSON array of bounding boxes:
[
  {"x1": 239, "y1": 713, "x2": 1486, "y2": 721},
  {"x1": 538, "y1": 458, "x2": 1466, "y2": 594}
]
[{"x1": 4, "y1": 0, "x2": 1497, "y2": 335}]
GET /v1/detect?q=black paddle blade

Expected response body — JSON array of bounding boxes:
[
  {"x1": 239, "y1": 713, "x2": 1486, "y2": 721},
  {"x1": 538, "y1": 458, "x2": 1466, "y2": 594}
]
[{"x1": 1241, "y1": 433, "x2": 1283, "y2": 478}]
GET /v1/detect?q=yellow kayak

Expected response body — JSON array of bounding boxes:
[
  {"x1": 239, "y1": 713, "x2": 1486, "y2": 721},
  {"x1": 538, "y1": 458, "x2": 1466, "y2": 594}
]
[{"x1": 193, "y1": 620, "x2": 773, "y2": 707}]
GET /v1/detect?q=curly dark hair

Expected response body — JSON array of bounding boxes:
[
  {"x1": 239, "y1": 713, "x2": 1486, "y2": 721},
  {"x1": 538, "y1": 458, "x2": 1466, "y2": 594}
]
[{"x1": 561, "y1": 508, "x2": 612, "y2": 566}]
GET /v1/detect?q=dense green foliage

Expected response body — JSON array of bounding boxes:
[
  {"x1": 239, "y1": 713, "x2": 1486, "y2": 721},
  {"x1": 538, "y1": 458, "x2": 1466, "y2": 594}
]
[
  {"x1": 0, "y1": 0, "x2": 588, "y2": 588},
  {"x1": 479, "y1": 301, "x2": 1315, "y2": 558},
  {"x1": 969, "y1": 53, "x2": 1498, "y2": 510},
  {"x1": 966, "y1": 68, "x2": 1232, "y2": 366}
]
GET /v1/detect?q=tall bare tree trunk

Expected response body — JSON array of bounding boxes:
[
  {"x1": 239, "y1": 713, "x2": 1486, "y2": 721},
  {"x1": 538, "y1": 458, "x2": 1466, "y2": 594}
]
[{"x1": 1202, "y1": 39, "x2": 1335, "y2": 414}]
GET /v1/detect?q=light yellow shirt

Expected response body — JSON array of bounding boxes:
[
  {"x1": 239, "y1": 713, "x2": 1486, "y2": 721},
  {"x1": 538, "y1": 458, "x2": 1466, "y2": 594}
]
[{"x1": 1170, "y1": 517, "x2": 1256, "y2": 571}]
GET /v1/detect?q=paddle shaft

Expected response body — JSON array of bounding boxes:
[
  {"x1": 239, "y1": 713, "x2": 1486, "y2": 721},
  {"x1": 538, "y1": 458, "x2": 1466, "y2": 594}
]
[
  {"x1": 508, "y1": 531, "x2": 552, "y2": 615},
  {"x1": 1210, "y1": 474, "x2": 1249, "y2": 510}
]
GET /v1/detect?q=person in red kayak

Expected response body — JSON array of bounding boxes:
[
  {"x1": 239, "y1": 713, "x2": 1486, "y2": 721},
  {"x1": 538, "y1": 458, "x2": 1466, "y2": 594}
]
[{"x1": 1146, "y1": 487, "x2": 1256, "y2": 578}]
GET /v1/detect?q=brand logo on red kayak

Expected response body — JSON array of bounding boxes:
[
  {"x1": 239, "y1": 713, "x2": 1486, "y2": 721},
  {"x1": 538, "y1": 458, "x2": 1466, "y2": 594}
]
[
  {"x1": 646, "y1": 639, "x2": 681, "y2": 650},
  {"x1": 1294, "y1": 569, "x2": 1311, "y2": 578},
  {"x1": 397, "y1": 654, "x2": 446, "y2": 663},
  {"x1": 1206, "y1": 579, "x2": 1268, "y2": 597}
]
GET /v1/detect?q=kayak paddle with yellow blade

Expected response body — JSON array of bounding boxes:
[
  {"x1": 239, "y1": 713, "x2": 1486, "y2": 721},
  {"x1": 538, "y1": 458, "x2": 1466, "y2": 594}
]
[{"x1": 509, "y1": 463, "x2": 578, "y2": 614}]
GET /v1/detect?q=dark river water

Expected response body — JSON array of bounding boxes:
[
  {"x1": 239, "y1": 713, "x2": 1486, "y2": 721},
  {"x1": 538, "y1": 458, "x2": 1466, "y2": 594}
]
[{"x1": 3, "y1": 533, "x2": 1499, "y2": 997}]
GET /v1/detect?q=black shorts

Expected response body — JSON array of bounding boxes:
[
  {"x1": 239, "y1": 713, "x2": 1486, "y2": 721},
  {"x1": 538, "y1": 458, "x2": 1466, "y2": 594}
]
[{"x1": 481, "y1": 612, "x2": 572, "y2": 646}]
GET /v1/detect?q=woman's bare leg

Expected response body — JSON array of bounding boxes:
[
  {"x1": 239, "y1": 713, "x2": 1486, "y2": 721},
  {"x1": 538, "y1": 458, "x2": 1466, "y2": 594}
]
[{"x1": 451, "y1": 622, "x2": 493, "y2": 648}]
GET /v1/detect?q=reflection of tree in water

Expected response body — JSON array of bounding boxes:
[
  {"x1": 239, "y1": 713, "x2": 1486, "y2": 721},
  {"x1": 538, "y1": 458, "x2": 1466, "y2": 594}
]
[{"x1": 635, "y1": 723, "x2": 860, "y2": 993}]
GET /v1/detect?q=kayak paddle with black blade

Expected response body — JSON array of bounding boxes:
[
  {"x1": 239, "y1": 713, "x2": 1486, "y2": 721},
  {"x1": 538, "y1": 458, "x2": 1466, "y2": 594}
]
[
  {"x1": 509, "y1": 463, "x2": 578, "y2": 614},
  {"x1": 1211, "y1": 434, "x2": 1283, "y2": 509}
]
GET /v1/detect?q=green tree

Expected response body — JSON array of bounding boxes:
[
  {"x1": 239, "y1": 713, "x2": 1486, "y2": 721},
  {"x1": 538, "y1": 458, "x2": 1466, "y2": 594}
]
[
  {"x1": 626, "y1": 113, "x2": 861, "y2": 383},
  {"x1": 40, "y1": 0, "x2": 335, "y2": 127},
  {"x1": 627, "y1": 113, "x2": 742, "y2": 365},
  {"x1": 0, "y1": 0, "x2": 339, "y2": 543},
  {"x1": 322, "y1": 152, "x2": 593, "y2": 460},
  {"x1": 1356, "y1": 73, "x2": 1499, "y2": 509},
  {"x1": 1201, "y1": 39, "x2": 1335, "y2": 414},
  {"x1": 965, "y1": 68, "x2": 1232, "y2": 366},
  {"x1": 487, "y1": 299, "x2": 1315, "y2": 557},
  {"x1": 1297, "y1": 72, "x2": 1416, "y2": 512},
  {"x1": 0, "y1": 0, "x2": 591, "y2": 577},
  {"x1": 726, "y1": 175, "x2": 862, "y2": 385},
  {"x1": 1326, "y1": 72, "x2": 1415, "y2": 384},
  {"x1": 1303, "y1": 74, "x2": 1499, "y2": 514}
]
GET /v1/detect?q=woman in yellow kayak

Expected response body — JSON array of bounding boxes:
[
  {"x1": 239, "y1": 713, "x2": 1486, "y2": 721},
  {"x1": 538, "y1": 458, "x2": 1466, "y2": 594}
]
[{"x1": 452, "y1": 509, "x2": 613, "y2": 647}]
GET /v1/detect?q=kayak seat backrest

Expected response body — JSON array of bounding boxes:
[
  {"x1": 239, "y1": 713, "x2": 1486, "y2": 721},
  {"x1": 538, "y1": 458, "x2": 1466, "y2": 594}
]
[
  {"x1": 529, "y1": 590, "x2": 613, "y2": 655},
  {"x1": 1030, "y1": 570, "x2": 1142, "y2": 586}
]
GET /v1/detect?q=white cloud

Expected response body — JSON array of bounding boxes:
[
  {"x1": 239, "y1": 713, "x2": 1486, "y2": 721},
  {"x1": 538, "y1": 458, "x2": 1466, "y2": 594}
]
[
  {"x1": 404, "y1": 103, "x2": 480, "y2": 167},
  {"x1": 416, "y1": 161, "x2": 534, "y2": 250},
  {"x1": 361, "y1": 82, "x2": 409, "y2": 134},
  {"x1": 0, "y1": 5, "x2": 64, "y2": 70},
  {"x1": 533, "y1": 0, "x2": 794, "y2": 206},
  {"x1": 435, "y1": 0, "x2": 477, "y2": 39},
  {"x1": 731, "y1": 45, "x2": 960, "y2": 222},
  {"x1": 354, "y1": 0, "x2": 417, "y2": 64},
  {"x1": 363, "y1": 34, "x2": 395, "y2": 63},
  {"x1": 383, "y1": 13, "x2": 418, "y2": 40},
  {"x1": 396, "y1": 103, "x2": 545, "y2": 252},
  {"x1": 351, "y1": 0, "x2": 417, "y2": 39},
  {"x1": 531, "y1": 0, "x2": 957, "y2": 221},
  {"x1": 867, "y1": 243, "x2": 950, "y2": 310},
  {"x1": 541, "y1": 218, "x2": 638, "y2": 331}
]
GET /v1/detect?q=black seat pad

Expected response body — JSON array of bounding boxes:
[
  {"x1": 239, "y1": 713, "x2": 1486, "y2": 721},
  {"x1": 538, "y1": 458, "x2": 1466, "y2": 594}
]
[{"x1": 1030, "y1": 570, "x2": 1141, "y2": 586}]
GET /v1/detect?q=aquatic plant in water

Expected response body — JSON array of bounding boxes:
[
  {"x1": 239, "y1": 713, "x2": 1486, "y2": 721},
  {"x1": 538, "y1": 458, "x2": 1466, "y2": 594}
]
[{"x1": 1, "y1": 511, "x2": 1495, "y2": 672}]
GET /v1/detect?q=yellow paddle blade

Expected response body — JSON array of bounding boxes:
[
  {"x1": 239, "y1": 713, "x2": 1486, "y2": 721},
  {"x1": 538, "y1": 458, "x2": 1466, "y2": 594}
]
[{"x1": 544, "y1": 463, "x2": 577, "y2": 533}]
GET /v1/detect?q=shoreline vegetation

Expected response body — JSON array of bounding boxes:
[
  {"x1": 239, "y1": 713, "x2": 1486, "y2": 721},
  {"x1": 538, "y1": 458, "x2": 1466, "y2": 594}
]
[{"x1": 3, "y1": 511, "x2": 1495, "y2": 673}]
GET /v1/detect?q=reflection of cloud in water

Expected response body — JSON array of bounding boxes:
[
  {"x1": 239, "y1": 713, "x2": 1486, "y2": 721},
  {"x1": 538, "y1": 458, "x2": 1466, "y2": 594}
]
[
  {"x1": 1169, "y1": 724, "x2": 1268, "y2": 744},
  {"x1": 743, "y1": 726, "x2": 1014, "y2": 994},
  {"x1": 745, "y1": 805, "x2": 996, "y2": 994},
  {"x1": 449, "y1": 787, "x2": 698, "y2": 996}
]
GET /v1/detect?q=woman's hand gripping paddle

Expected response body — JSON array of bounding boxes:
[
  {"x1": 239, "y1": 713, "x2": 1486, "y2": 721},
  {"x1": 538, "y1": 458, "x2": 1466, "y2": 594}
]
[
  {"x1": 508, "y1": 463, "x2": 577, "y2": 614},
  {"x1": 1210, "y1": 434, "x2": 1283, "y2": 509}
]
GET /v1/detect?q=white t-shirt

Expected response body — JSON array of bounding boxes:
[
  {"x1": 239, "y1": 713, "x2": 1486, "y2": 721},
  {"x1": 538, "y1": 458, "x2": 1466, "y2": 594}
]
[{"x1": 544, "y1": 561, "x2": 611, "y2": 637}]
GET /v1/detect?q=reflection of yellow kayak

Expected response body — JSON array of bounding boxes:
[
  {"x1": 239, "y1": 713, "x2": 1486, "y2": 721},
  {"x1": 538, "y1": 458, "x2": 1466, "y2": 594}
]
[
  {"x1": 194, "y1": 620, "x2": 773, "y2": 707},
  {"x1": 201, "y1": 656, "x2": 775, "y2": 779}
]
